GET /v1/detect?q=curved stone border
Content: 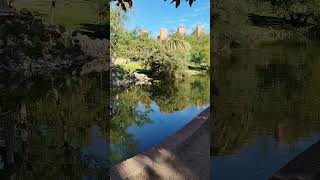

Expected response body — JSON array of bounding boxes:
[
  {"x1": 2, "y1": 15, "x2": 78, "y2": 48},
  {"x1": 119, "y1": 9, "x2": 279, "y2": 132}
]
[{"x1": 110, "y1": 107, "x2": 210, "y2": 180}]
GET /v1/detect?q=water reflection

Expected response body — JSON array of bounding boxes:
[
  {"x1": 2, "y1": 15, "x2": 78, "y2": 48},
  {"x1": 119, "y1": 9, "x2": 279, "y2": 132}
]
[
  {"x1": 212, "y1": 43, "x2": 320, "y2": 180},
  {"x1": 110, "y1": 75, "x2": 210, "y2": 163},
  {"x1": 0, "y1": 71, "x2": 209, "y2": 178},
  {"x1": 0, "y1": 72, "x2": 110, "y2": 179}
]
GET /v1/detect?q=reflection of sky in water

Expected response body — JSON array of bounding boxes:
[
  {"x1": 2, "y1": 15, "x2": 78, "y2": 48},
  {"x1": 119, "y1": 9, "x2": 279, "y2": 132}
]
[
  {"x1": 79, "y1": 102, "x2": 208, "y2": 164},
  {"x1": 212, "y1": 46, "x2": 320, "y2": 180},
  {"x1": 212, "y1": 133, "x2": 320, "y2": 180},
  {"x1": 81, "y1": 126, "x2": 109, "y2": 162},
  {"x1": 127, "y1": 102, "x2": 209, "y2": 152}
]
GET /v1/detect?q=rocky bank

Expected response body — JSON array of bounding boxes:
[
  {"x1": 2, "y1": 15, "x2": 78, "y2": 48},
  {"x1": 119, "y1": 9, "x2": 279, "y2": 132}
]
[{"x1": 0, "y1": 9, "x2": 109, "y2": 78}]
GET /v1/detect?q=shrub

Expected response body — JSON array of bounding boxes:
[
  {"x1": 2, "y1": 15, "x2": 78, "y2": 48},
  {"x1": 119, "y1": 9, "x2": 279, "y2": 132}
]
[{"x1": 145, "y1": 47, "x2": 188, "y2": 79}]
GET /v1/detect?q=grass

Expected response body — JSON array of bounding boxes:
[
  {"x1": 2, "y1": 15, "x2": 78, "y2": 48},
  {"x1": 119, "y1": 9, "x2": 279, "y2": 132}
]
[
  {"x1": 116, "y1": 59, "x2": 209, "y2": 75},
  {"x1": 15, "y1": 0, "x2": 99, "y2": 30},
  {"x1": 118, "y1": 61, "x2": 144, "y2": 72}
]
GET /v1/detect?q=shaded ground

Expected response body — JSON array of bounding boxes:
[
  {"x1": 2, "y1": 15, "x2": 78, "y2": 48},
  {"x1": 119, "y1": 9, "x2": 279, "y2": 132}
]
[{"x1": 172, "y1": 113, "x2": 210, "y2": 179}]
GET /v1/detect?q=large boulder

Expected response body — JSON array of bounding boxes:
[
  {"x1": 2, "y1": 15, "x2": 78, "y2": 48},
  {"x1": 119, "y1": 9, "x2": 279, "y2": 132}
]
[
  {"x1": 75, "y1": 34, "x2": 109, "y2": 58},
  {"x1": 133, "y1": 72, "x2": 151, "y2": 85}
]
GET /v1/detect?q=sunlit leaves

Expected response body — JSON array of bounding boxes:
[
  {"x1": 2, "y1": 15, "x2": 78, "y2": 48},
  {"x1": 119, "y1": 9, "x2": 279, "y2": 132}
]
[{"x1": 161, "y1": 34, "x2": 191, "y2": 55}]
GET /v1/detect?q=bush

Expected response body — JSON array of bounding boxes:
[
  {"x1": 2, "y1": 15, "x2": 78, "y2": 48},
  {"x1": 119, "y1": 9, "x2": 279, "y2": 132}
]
[
  {"x1": 190, "y1": 50, "x2": 205, "y2": 64},
  {"x1": 145, "y1": 47, "x2": 188, "y2": 79}
]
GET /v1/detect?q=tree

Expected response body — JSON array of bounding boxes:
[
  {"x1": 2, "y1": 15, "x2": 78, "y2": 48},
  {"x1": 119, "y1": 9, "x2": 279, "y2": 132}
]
[
  {"x1": 49, "y1": 0, "x2": 56, "y2": 25},
  {"x1": 161, "y1": 34, "x2": 191, "y2": 57},
  {"x1": 145, "y1": 46, "x2": 188, "y2": 78},
  {"x1": 135, "y1": 32, "x2": 159, "y2": 61},
  {"x1": 186, "y1": 34, "x2": 210, "y2": 68},
  {"x1": 110, "y1": 9, "x2": 128, "y2": 57}
]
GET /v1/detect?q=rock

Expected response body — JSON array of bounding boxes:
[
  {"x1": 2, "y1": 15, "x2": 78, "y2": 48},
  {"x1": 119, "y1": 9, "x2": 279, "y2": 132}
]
[
  {"x1": 0, "y1": 11, "x2": 106, "y2": 79},
  {"x1": 80, "y1": 58, "x2": 109, "y2": 75},
  {"x1": 133, "y1": 72, "x2": 152, "y2": 85},
  {"x1": 75, "y1": 34, "x2": 109, "y2": 58}
]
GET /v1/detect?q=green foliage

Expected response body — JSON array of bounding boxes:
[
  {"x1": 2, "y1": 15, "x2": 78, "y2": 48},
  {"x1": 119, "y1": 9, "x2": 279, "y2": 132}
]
[
  {"x1": 145, "y1": 46, "x2": 188, "y2": 78},
  {"x1": 161, "y1": 34, "x2": 191, "y2": 57},
  {"x1": 134, "y1": 32, "x2": 159, "y2": 61},
  {"x1": 110, "y1": 4, "x2": 209, "y2": 78},
  {"x1": 110, "y1": 9, "x2": 190, "y2": 78},
  {"x1": 190, "y1": 50, "x2": 205, "y2": 64},
  {"x1": 186, "y1": 34, "x2": 210, "y2": 68}
]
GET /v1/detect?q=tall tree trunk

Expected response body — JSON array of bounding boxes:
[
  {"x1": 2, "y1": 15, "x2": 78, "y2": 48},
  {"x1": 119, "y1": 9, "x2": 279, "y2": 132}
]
[{"x1": 49, "y1": 0, "x2": 56, "y2": 25}]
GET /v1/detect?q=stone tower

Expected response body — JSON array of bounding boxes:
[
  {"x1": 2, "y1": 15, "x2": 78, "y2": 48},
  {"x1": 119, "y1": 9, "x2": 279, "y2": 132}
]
[
  {"x1": 139, "y1": 29, "x2": 149, "y2": 37},
  {"x1": 177, "y1": 26, "x2": 185, "y2": 37},
  {"x1": 193, "y1": 26, "x2": 205, "y2": 37},
  {"x1": 157, "y1": 28, "x2": 167, "y2": 40}
]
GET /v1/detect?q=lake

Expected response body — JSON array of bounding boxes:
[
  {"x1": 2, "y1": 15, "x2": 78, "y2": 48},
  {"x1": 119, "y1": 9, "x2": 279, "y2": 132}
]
[
  {"x1": 0, "y1": 72, "x2": 209, "y2": 179},
  {"x1": 211, "y1": 42, "x2": 320, "y2": 180}
]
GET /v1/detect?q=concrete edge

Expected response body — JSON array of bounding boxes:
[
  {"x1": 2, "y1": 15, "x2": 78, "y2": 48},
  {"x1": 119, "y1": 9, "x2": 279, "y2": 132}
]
[
  {"x1": 110, "y1": 107, "x2": 210, "y2": 180},
  {"x1": 269, "y1": 140, "x2": 320, "y2": 180}
]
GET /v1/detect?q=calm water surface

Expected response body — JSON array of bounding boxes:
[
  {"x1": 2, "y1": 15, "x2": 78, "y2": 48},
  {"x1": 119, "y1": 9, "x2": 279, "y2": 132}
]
[
  {"x1": 0, "y1": 72, "x2": 209, "y2": 179},
  {"x1": 110, "y1": 75, "x2": 209, "y2": 163},
  {"x1": 212, "y1": 43, "x2": 320, "y2": 180}
]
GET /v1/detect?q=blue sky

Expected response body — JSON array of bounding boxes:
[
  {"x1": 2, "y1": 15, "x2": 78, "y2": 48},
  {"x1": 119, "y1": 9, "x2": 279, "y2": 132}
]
[{"x1": 124, "y1": 0, "x2": 210, "y2": 38}]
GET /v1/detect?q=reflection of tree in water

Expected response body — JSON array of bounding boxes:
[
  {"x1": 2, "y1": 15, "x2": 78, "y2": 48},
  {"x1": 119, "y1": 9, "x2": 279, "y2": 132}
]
[
  {"x1": 110, "y1": 74, "x2": 210, "y2": 161},
  {"x1": 147, "y1": 75, "x2": 210, "y2": 113},
  {"x1": 255, "y1": 63, "x2": 305, "y2": 100},
  {"x1": 212, "y1": 44, "x2": 320, "y2": 155},
  {"x1": 212, "y1": 109, "x2": 253, "y2": 155},
  {"x1": 110, "y1": 87, "x2": 152, "y2": 163},
  {"x1": 0, "y1": 72, "x2": 110, "y2": 179}
]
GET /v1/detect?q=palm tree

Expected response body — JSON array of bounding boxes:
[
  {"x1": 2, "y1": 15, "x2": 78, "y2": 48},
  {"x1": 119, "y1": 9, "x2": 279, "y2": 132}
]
[{"x1": 161, "y1": 34, "x2": 191, "y2": 55}]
